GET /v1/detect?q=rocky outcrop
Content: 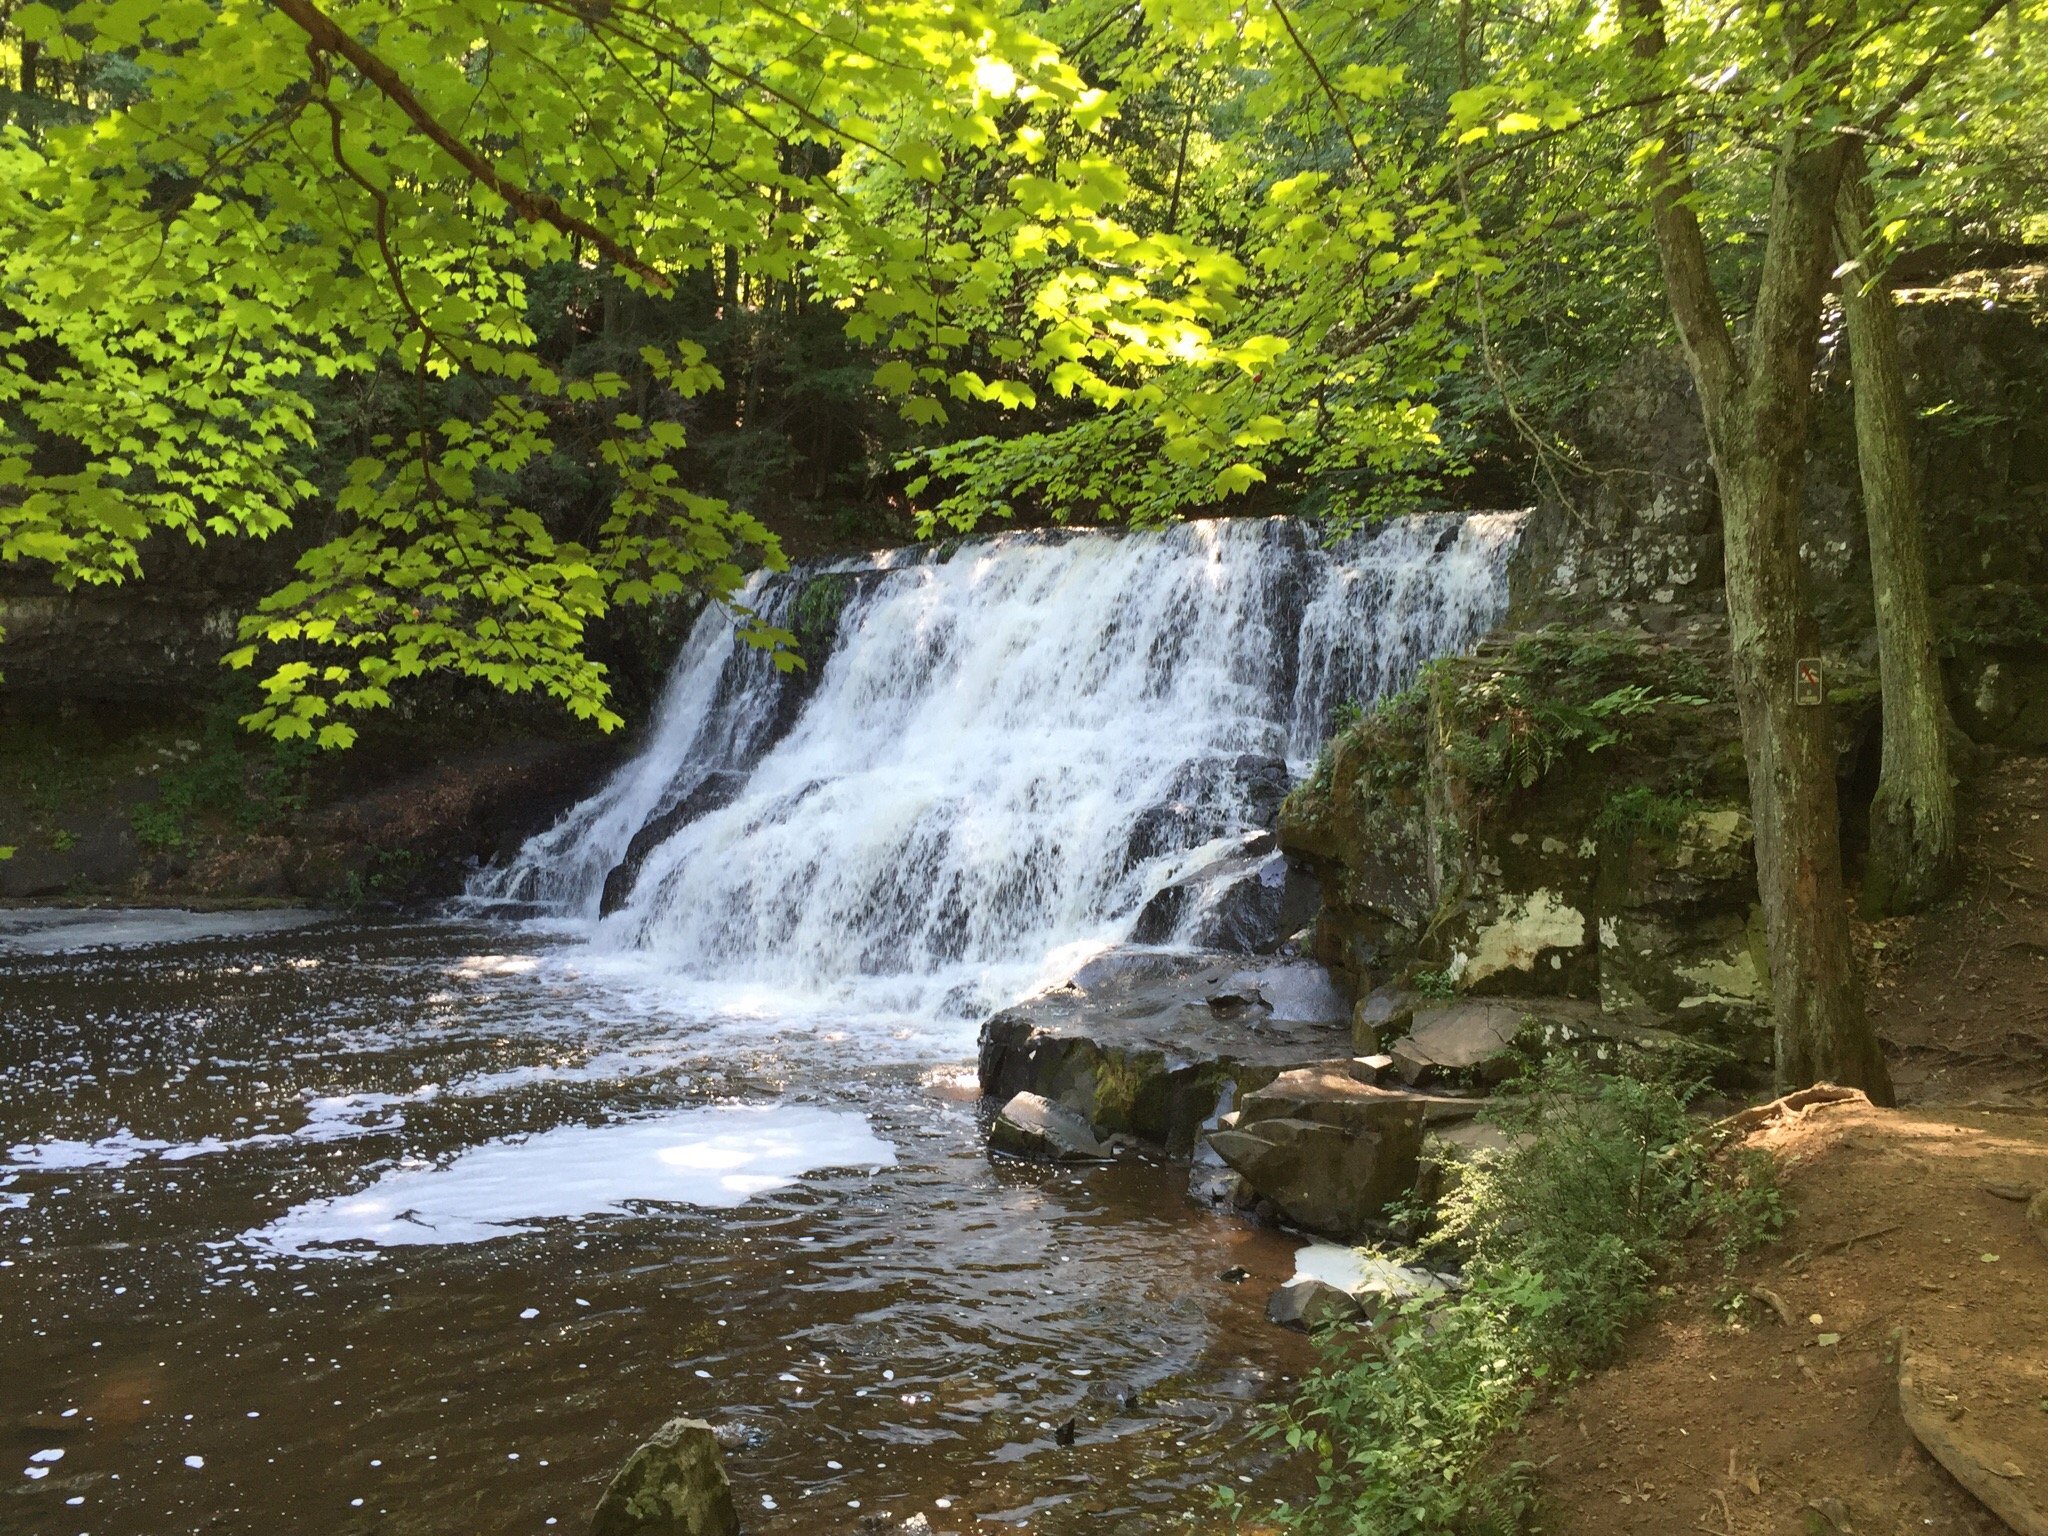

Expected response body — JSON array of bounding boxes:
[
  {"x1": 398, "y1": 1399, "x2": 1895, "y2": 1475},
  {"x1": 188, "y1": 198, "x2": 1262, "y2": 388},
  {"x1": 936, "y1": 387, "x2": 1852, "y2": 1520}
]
[
  {"x1": 591, "y1": 1417, "x2": 741, "y2": 1536},
  {"x1": 1509, "y1": 268, "x2": 2048, "y2": 748},
  {"x1": 1207, "y1": 1066, "x2": 1479, "y2": 1238},
  {"x1": 976, "y1": 949, "x2": 1351, "y2": 1154},
  {"x1": 1280, "y1": 624, "x2": 1773, "y2": 1063},
  {"x1": 988, "y1": 1092, "x2": 1113, "y2": 1162}
]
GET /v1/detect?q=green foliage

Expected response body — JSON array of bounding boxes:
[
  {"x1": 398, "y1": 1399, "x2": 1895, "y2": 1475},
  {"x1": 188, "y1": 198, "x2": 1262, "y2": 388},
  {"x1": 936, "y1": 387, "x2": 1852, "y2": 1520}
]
[
  {"x1": 337, "y1": 846, "x2": 427, "y2": 910},
  {"x1": 129, "y1": 712, "x2": 313, "y2": 854},
  {"x1": 1592, "y1": 785, "x2": 1705, "y2": 848},
  {"x1": 1253, "y1": 1058, "x2": 1789, "y2": 1536},
  {"x1": 1436, "y1": 630, "x2": 1713, "y2": 798},
  {"x1": 1409, "y1": 966, "x2": 1458, "y2": 1001},
  {"x1": 790, "y1": 573, "x2": 855, "y2": 659}
]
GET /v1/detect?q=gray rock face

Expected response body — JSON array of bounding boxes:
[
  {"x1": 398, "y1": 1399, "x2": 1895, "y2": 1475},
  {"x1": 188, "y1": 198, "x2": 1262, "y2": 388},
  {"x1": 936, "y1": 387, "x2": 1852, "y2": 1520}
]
[
  {"x1": 1387, "y1": 1001, "x2": 1530, "y2": 1086},
  {"x1": 599, "y1": 770, "x2": 746, "y2": 916},
  {"x1": 1265, "y1": 1277, "x2": 1364, "y2": 1331},
  {"x1": 976, "y1": 949, "x2": 1352, "y2": 1154},
  {"x1": 591, "y1": 1417, "x2": 740, "y2": 1536},
  {"x1": 1131, "y1": 841, "x2": 1321, "y2": 954},
  {"x1": 1208, "y1": 1066, "x2": 1479, "y2": 1238},
  {"x1": 988, "y1": 1092, "x2": 1112, "y2": 1162}
]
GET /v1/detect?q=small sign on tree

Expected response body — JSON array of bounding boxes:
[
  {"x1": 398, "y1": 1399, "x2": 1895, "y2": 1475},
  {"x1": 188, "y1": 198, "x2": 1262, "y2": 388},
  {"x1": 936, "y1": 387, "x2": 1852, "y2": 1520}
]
[{"x1": 1795, "y1": 657, "x2": 1824, "y2": 707}]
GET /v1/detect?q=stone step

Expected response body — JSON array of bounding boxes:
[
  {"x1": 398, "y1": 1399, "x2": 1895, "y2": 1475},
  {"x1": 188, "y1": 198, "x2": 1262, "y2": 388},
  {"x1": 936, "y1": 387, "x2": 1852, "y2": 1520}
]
[{"x1": 976, "y1": 948, "x2": 1352, "y2": 1154}]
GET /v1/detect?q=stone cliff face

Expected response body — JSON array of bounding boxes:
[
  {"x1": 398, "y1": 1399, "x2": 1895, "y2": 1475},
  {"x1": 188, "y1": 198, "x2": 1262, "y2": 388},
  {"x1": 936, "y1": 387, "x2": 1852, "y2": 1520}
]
[
  {"x1": 1509, "y1": 266, "x2": 2048, "y2": 745},
  {"x1": 1279, "y1": 621, "x2": 1772, "y2": 1063},
  {"x1": 1281, "y1": 269, "x2": 2048, "y2": 1062}
]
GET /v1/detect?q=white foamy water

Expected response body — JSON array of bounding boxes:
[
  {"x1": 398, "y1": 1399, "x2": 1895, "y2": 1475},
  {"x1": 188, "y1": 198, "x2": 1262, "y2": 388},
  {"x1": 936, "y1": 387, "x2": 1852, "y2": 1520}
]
[
  {"x1": 243, "y1": 1104, "x2": 895, "y2": 1255},
  {"x1": 471, "y1": 514, "x2": 1520, "y2": 1020},
  {"x1": 3, "y1": 1090, "x2": 433, "y2": 1172},
  {"x1": 0, "y1": 908, "x2": 331, "y2": 954}
]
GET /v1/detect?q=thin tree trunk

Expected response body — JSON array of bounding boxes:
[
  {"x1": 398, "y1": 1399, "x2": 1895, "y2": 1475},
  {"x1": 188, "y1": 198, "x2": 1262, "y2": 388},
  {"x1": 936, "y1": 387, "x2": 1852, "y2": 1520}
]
[
  {"x1": 1834, "y1": 148, "x2": 1959, "y2": 915},
  {"x1": 1628, "y1": 0, "x2": 1893, "y2": 1102}
]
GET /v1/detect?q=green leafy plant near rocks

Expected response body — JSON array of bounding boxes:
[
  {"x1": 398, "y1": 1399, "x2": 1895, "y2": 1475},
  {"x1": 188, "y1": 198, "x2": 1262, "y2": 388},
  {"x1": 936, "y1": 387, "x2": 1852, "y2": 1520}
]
[
  {"x1": 1433, "y1": 630, "x2": 1715, "y2": 799},
  {"x1": 1222, "y1": 1057, "x2": 1786, "y2": 1536}
]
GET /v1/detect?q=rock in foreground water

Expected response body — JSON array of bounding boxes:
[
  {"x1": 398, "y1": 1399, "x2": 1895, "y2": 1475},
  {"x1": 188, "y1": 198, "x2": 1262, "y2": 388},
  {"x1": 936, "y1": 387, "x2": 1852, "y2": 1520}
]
[
  {"x1": 591, "y1": 1417, "x2": 740, "y2": 1536},
  {"x1": 1208, "y1": 1067, "x2": 1477, "y2": 1237},
  {"x1": 989, "y1": 1092, "x2": 1113, "y2": 1161},
  {"x1": 1265, "y1": 1277, "x2": 1365, "y2": 1331}
]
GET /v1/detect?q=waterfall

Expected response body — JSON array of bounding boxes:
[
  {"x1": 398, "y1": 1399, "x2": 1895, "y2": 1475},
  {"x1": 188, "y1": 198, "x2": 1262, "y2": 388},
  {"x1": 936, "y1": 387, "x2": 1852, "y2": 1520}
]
[{"x1": 470, "y1": 512, "x2": 1523, "y2": 1020}]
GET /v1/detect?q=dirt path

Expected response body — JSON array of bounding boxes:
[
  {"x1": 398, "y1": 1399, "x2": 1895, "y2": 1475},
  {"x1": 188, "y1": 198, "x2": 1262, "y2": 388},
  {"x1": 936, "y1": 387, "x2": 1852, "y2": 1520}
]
[
  {"x1": 1526, "y1": 756, "x2": 2048, "y2": 1535},
  {"x1": 1523, "y1": 1097, "x2": 2048, "y2": 1534}
]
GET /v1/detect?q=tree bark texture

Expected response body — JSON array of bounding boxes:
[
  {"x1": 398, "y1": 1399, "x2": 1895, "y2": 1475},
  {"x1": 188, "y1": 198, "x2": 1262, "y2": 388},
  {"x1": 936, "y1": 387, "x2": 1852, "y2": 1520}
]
[
  {"x1": 1628, "y1": 0, "x2": 1894, "y2": 1102},
  {"x1": 1834, "y1": 149, "x2": 1959, "y2": 916}
]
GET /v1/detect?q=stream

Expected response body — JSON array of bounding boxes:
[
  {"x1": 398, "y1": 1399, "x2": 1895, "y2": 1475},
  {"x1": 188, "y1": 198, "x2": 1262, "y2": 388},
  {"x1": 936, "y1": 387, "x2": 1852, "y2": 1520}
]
[{"x1": 0, "y1": 910, "x2": 1313, "y2": 1534}]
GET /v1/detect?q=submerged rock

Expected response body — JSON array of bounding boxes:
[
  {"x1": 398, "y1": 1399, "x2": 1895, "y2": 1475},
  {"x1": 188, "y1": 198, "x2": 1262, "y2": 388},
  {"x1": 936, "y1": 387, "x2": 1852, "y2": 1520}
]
[
  {"x1": 977, "y1": 949, "x2": 1351, "y2": 1154},
  {"x1": 1207, "y1": 1067, "x2": 1478, "y2": 1238},
  {"x1": 1265, "y1": 1277, "x2": 1364, "y2": 1331},
  {"x1": 988, "y1": 1092, "x2": 1112, "y2": 1162},
  {"x1": 598, "y1": 770, "x2": 746, "y2": 917},
  {"x1": 591, "y1": 1417, "x2": 740, "y2": 1536}
]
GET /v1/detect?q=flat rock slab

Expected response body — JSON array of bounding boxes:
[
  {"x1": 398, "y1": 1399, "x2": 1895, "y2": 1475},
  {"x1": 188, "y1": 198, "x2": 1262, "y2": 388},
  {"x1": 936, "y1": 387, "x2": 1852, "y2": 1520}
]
[
  {"x1": 1388, "y1": 1000, "x2": 1528, "y2": 1085},
  {"x1": 977, "y1": 948, "x2": 1351, "y2": 1153}
]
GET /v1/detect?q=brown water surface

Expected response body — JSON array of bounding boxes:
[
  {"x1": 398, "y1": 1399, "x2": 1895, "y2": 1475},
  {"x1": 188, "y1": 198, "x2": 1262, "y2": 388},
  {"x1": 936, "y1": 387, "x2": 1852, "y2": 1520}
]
[{"x1": 0, "y1": 913, "x2": 1311, "y2": 1535}]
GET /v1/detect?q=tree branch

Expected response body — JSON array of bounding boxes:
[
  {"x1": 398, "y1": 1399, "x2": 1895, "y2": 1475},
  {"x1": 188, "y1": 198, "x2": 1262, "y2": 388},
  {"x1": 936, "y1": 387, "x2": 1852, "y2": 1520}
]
[{"x1": 266, "y1": 0, "x2": 671, "y2": 290}]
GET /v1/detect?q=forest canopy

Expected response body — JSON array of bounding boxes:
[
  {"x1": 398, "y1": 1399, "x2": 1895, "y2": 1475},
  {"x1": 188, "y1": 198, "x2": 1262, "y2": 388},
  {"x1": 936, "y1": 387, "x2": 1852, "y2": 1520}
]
[{"x1": 0, "y1": 0, "x2": 2041, "y2": 743}]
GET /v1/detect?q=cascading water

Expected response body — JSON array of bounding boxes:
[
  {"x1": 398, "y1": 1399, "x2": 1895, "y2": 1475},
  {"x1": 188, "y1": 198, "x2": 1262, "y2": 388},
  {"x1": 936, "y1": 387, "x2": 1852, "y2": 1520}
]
[{"x1": 471, "y1": 512, "x2": 1523, "y2": 1020}]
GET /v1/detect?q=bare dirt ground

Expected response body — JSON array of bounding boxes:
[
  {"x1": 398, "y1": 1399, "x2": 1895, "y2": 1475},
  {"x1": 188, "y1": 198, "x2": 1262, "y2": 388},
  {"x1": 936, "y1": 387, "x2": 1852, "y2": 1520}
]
[{"x1": 1524, "y1": 755, "x2": 2048, "y2": 1536}]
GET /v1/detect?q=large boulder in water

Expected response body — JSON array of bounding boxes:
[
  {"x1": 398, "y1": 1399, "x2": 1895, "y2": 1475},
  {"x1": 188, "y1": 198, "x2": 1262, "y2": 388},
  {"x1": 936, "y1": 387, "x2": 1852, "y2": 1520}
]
[
  {"x1": 977, "y1": 949, "x2": 1351, "y2": 1154},
  {"x1": 591, "y1": 1417, "x2": 739, "y2": 1536},
  {"x1": 988, "y1": 1091, "x2": 1112, "y2": 1162}
]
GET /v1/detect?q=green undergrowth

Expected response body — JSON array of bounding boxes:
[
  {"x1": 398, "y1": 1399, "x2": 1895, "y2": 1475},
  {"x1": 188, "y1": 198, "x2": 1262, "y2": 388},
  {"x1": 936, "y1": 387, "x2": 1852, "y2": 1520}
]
[
  {"x1": 129, "y1": 707, "x2": 316, "y2": 854},
  {"x1": 1432, "y1": 629, "x2": 1716, "y2": 800},
  {"x1": 1220, "y1": 1057, "x2": 1786, "y2": 1536}
]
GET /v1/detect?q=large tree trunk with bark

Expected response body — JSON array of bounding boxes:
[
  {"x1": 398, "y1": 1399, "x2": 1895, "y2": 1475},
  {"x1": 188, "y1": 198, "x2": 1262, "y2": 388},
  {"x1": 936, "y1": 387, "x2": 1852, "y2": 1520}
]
[
  {"x1": 1628, "y1": 0, "x2": 1893, "y2": 1102},
  {"x1": 1834, "y1": 151, "x2": 1959, "y2": 916}
]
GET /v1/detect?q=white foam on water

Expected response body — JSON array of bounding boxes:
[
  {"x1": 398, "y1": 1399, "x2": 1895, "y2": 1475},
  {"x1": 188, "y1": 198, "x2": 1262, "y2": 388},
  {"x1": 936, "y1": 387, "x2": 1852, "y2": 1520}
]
[
  {"x1": 470, "y1": 513, "x2": 1521, "y2": 1029},
  {"x1": 242, "y1": 1103, "x2": 895, "y2": 1256},
  {"x1": 0, "y1": 907, "x2": 330, "y2": 954},
  {"x1": 5, "y1": 1089, "x2": 433, "y2": 1171}
]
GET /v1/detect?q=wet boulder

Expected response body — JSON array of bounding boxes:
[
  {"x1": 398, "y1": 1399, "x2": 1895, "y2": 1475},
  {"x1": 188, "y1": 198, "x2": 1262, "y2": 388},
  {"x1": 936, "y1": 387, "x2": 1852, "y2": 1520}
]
[
  {"x1": 1208, "y1": 1067, "x2": 1479, "y2": 1238},
  {"x1": 988, "y1": 1092, "x2": 1112, "y2": 1162},
  {"x1": 1132, "y1": 840, "x2": 1318, "y2": 954},
  {"x1": 1265, "y1": 1277, "x2": 1364, "y2": 1331},
  {"x1": 591, "y1": 1417, "x2": 740, "y2": 1536}
]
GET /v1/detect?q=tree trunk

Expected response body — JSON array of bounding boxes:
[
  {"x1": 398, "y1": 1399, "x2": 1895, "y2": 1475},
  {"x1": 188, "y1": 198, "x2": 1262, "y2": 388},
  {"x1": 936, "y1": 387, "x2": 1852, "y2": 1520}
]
[
  {"x1": 1834, "y1": 150, "x2": 1959, "y2": 915},
  {"x1": 1628, "y1": 0, "x2": 1893, "y2": 1102}
]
